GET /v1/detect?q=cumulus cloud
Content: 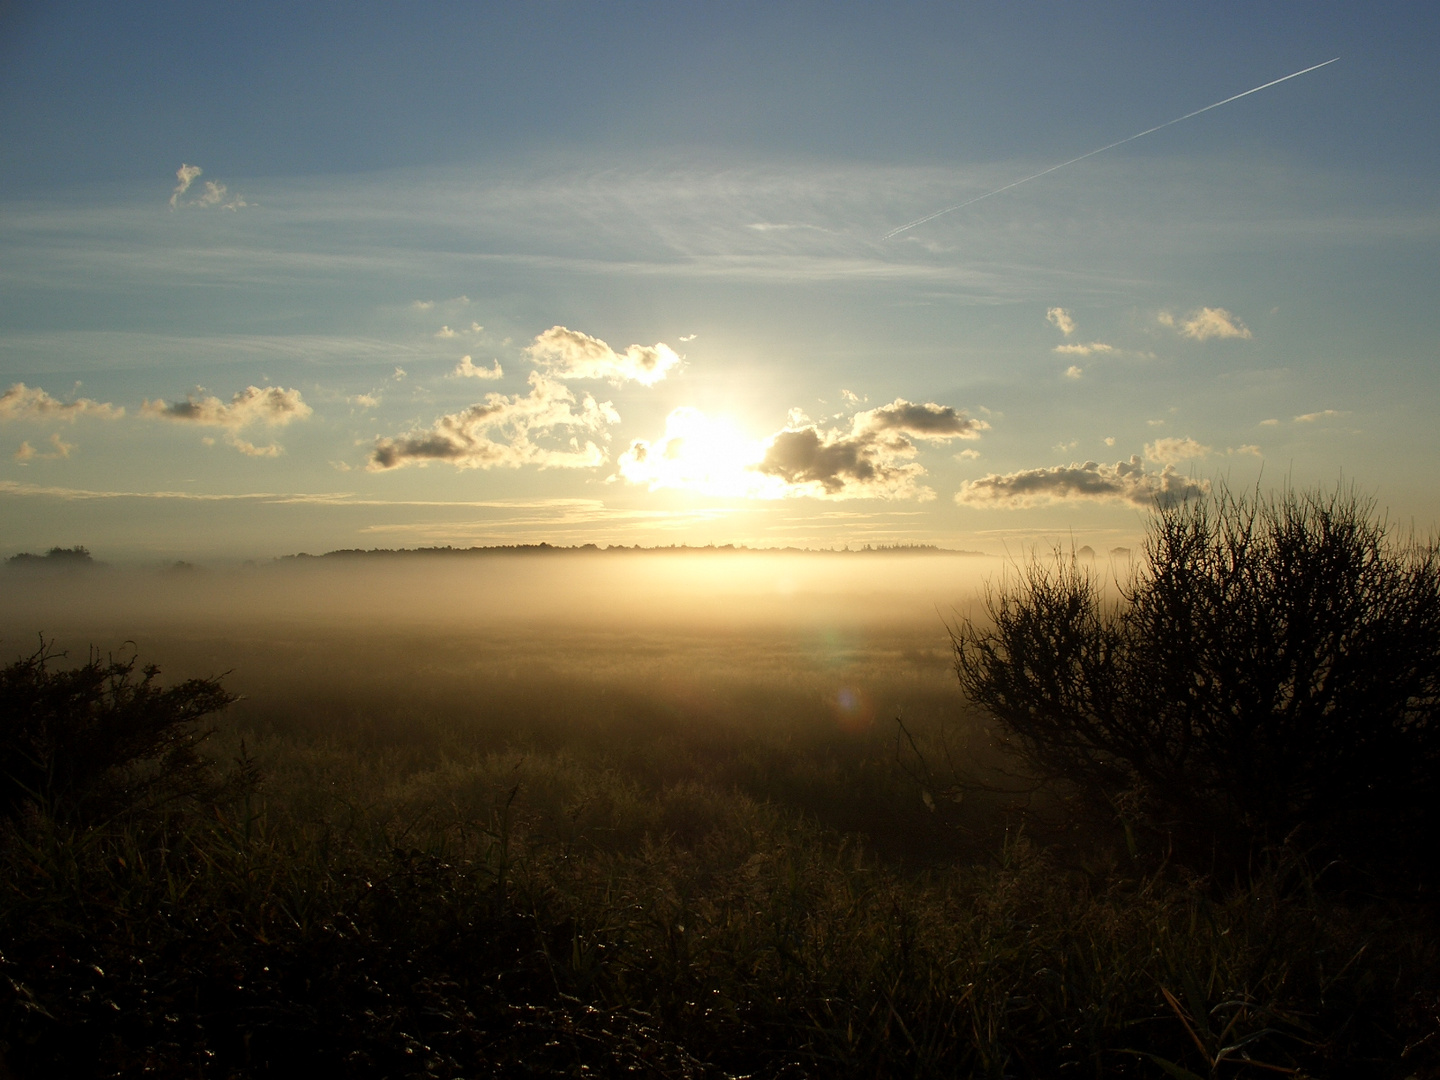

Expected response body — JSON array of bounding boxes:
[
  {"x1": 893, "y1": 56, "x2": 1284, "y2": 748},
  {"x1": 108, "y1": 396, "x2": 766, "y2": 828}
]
[
  {"x1": 1229, "y1": 444, "x2": 1263, "y2": 457},
  {"x1": 754, "y1": 398, "x2": 986, "y2": 500},
  {"x1": 1055, "y1": 342, "x2": 1113, "y2": 356},
  {"x1": 956, "y1": 456, "x2": 1209, "y2": 509},
  {"x1": 168, "y1": 163, "x2": 247, "y2": 210},
  {"x1": 142, "y1": 385, "x2": 310, "y2": 455},
  {"x1": 436, "y1": 326, "x2": 458, "y2": 339},
  {"x1": 0, "y1": 383, "x2": 124, "y2": 422},
  {"x1": 1144, "y1": 436, "x2": 1210, "y2": 466},
  {"x1": 1160, "y1": 307, "x2": 1251, "y2": 341},
  {"x1": 14, "y1": 433, "x2": 76, "y2": 462},
  {"x1": 454, "y1": 356, "x2": 503, "y2": 380},
  {"x1": 526, "y1": 326, "x2": 681, "y2": 386},
  {"x1": 1046, "y1": 307, "x2": 1076, "y2": 336},
  {"x1": 142, "y1": 385, "x2": 312, "y2": 428},
  {"x1": 1065, "y1": 365, "x2": 1084, "y2": 379},
  {"x1": 369, "y1": 372, "x2": 618, "y2": 472},
  {"x1": 1294, "y1": 409, "x2": 1346, "y2": 423}
]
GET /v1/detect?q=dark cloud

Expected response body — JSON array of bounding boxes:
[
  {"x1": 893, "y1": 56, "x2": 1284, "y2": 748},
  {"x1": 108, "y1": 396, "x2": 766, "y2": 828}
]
[{"x1": 956, "y1": 455, "x2": 1208, "y2": 508}]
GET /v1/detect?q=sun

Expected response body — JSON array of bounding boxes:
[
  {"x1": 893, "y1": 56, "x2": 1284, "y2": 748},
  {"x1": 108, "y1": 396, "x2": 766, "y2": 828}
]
[{"x1": 617, "y1": 407, "x2": 780, "y2": 497}]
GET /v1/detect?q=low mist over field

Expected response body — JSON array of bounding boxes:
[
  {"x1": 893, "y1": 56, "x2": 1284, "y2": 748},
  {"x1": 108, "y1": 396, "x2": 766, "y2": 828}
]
[{"x1": 1, "y1": 549, "x2": 1021, "y2": 742}]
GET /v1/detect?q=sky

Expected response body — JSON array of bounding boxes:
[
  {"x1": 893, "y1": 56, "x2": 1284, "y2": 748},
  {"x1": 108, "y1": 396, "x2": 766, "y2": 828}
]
[{"x1": 2, "y1": 1, "x2": 1438, "y2": 560}]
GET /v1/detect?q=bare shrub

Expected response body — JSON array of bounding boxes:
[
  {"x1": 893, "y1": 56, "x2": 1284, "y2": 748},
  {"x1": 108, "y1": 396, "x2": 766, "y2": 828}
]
[{"x1": 953, "y1": 486, "x2": 1440, "y2": 868}]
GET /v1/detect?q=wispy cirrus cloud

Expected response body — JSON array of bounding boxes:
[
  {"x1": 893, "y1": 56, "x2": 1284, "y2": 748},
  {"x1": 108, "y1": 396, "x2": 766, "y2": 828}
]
[
  {"x1": 0, "y1": 383, "x2": 124, "y2": 422},
  {"x1": 956, "y1": 456, "x2": 1208, "y2": 509},
  {"x1": 1159, "y1": 306, "x2": 1251, "y2": 341},
  {"x1": 1294, "y1": 409, "x2": 1347, "y2": 423}
]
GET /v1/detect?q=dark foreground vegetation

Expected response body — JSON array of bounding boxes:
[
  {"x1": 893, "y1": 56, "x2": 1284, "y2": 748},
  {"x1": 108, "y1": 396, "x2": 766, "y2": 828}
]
[{"x1": 2, "y1": 488, "x2": 1438, "y2": 1078}]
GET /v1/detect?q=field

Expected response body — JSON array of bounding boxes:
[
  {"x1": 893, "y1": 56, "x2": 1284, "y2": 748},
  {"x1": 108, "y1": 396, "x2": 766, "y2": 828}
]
[{"x1": 1, "y1": 552, "x2": 1436, "y2": 1077}]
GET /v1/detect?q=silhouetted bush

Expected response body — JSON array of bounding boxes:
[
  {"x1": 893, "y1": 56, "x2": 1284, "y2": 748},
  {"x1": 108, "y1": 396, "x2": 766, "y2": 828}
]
[
  {"x1": 0, "y1": 641, "x2": 236, "y2": 824},
  {"x1": 953, "y1": 485, "x2": 1440, "y2": 871}
]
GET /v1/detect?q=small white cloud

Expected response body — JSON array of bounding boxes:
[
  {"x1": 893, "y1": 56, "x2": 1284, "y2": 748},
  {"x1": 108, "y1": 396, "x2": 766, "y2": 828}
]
[
  {"x1": 436, "y1": 326, "x2": 457, "y2": 339},
  {"x1": 1162, "y1": 307, "x2": 1251, "y2": 341},
  {"x1": 955, "y1": 448, "x2": 981, "y2": 460},
  {"x1": 14, "y1": 433, "x2": 76, "y2": 462},
  {"x1": 169, "y1": 164, "x2": 202, "y2": 208},
  {"x1": 1228, "y1": 444, "x2": 1263, "y2": 457},
  {"x1": 1259, "y1": 418, "x2": 1280, "y2": 427},
  {"x1": 0, "y1": 383, "x2": 124, "y2": 422},
  {"x1": 1103, "y1": 436, "x2": 1116, "y2": 447},
  {"x1": 1046, "y1": 307, "x2": 1076, "y2": 336},
  {"x1": 471, "y1": 322, "x2": 483, "y2": 333},
  {"x1": 1145, "y1": 436, "x2": 1211, "y2": 466},
  {"x1": 168, "y1": 164, "x2": 247, "y2": 210},
  {"x1": 840, "y1": 389, "x2": 861, "y2": 405},
  {"x1": 1065, "y1": 365, "x2": 1084, "y2": 379},
  {"x1": 1054, "y1": 342, "x2": 1114, "y2": 357},
  {"x1": 411, "y1": 300, "x2": 435, "y2": 311},
  {"x1": 229, "y1": 437, "x2": 282, "y2": 457},
  {"x1": 393, "y1": 367, "x2": 407, "y2": 381},
  {"x1": 1294, "y1": 409, "x2": 1346, "y2": 423},
  {"x1": 349, "y1": 393, "x2": 380, "y2": 408},
  {"x1": 1146, "y1": 419, "x2": 1166, "y2": 427},
  {"x1": 526, "y1": 326, "x2": 681, "y2": 386},
  {"x1": 454, "y1": 356, "x2": 503, "y2": 380}
]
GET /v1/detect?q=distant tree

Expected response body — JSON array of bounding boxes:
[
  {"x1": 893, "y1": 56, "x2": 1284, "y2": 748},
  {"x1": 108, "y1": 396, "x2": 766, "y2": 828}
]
[
  {"x1": 952, "y1": 485, "x2": 1440, "y2": 870},
  {"x1": 0, "y1": 642, "x2": 236, "y2": 825},
  {"x1": 6, "y1": 546, "x2": 93, "y2": 567}
]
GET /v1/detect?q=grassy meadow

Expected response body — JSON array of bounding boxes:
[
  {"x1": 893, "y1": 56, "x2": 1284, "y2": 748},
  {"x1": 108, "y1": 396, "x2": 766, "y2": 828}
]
[{"x1": 1, "y1": 551, "x2": 1437, "y2": 1077}]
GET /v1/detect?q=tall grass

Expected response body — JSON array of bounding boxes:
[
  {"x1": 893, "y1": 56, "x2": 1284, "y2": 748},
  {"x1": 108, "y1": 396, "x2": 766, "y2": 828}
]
[{"x1": 3, "y1": 659, "x2": 1436, "y2": 1077}]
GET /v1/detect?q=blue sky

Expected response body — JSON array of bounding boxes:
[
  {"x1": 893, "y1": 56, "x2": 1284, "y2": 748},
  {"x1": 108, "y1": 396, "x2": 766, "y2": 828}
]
[{"x1": 2, "y1": 2, "x2": 1437, "y2": 558}]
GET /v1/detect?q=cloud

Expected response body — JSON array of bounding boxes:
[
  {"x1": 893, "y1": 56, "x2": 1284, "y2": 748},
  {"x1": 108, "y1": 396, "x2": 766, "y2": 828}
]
[
  {"x1": 411, "y1": 300, "x2": 435, "y2": 311},
  {"x1": 1065, "y1": 365, "x2": 1084, "y2": 379},
  {"x1": 169, "y1": 164, "x2": 202, "y2": 208},
  {"x1": 1046, "y1": 307, "x2": 1076, "y2": 336},
  {"x1": 435, "y1": 326, "x2": 457, "y2": 338},
  {"x1": 1294, "y1": 409, "x2": 1346, "y2": 423},
  {"x1": 454, "y1": 356, "x2": 503, "y2": 379},
  {"x1": 0, "y1": 383, "x2": 124, "y2": 422},
  {"x1": 616, "y1": 408, "x2": 773, "y2": 497},
  {"x1": 679, "y1": 333, "x2": 698, "y2": 342},
  {"x1": 526, "y1": 326, "x2": 681, "y2": 386},
  {"x1": 1054, "y1": 342, "x2": 1113, "y2": 356},
  {"x1": 1259, "y1": 418, "x2": 1280, "y2": 426},
  {"x1": 369, "y1": 372, "x2": 618, "y2": 472},
  {"x1": 956, "y1": 456, "x2": 1209, "y2": 509},
  {"x1": 142, "y1": 385, "x2": 312, "y2": 428},
  {"x1": 142, "y1": 385, "x2": 310, "y2": 456},
  {"x1": 1161, "y1": 307, "x2": 1251, "y2": 341},
  {"x1": 754, "y1": 398, "x2": 986, "y2": 500},
  {"x1": 168, "y1": 163, "x2": 248, "y2": 210},
  {"x1": 14, "y1": 433, "x2": 75, "y2": 462},
  {"x1": 1144, "y1": 436, "x2": 1210, "y2": 466},
  {"x1": 1228, "y1": 444, "x2": 1263, "y2": 457},
  {"x1": 349, "y1": 393, "x2": 380, "y2": 408}
]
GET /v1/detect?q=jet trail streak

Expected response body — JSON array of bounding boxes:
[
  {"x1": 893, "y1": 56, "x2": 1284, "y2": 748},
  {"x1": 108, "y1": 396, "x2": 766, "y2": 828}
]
[{"x1": 882, "y1": 57, "x2": 1339, "y2": 241}]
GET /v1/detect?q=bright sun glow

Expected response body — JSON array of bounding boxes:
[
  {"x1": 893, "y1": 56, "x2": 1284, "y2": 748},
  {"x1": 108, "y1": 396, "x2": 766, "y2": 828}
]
[{"x1": 617, "y1": 407, "x2": 784, "y2": 498}]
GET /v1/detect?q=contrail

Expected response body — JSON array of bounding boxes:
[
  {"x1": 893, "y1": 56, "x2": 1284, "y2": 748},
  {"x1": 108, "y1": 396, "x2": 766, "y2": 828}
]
[{"x1": 882, "y1": 57, "x2": 1339, "y2": 241}]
